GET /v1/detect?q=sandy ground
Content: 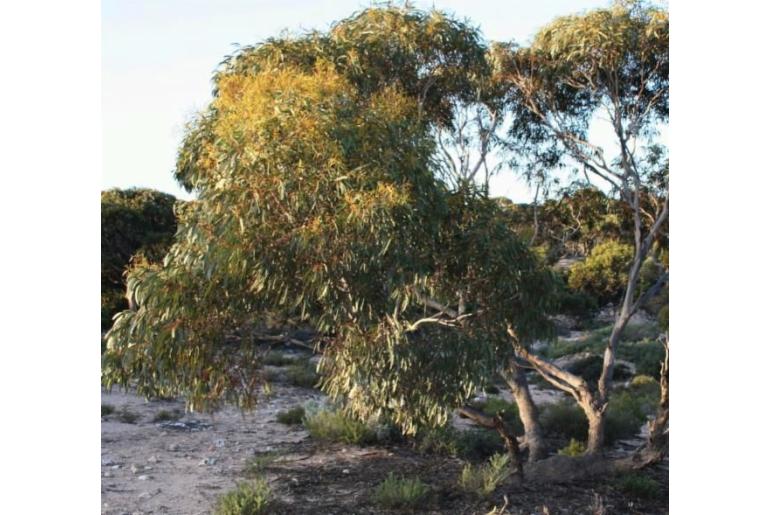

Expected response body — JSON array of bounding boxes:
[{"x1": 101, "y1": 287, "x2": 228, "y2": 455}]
[{"x1": 101, "y1": 384, "x2": 323, "y2": 515}]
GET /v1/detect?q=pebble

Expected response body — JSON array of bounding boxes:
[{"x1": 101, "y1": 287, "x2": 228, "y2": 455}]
[
  {"x1": 167, "y1": 443, "x2": 180, "y2": 452},
  {"x1": 130, "y1": 464, "x2": 140, "y2": 474},
  {"x1": 137, "y1": 475, "x2": 150, "y2": 481},
  {"x1": 111, "y1": 465, "x2": 121, "y2": 470},
  {"x1": 214, "y1": 438, "x2": 226, "y2": 448},
  {"x1": 342, "y1": 469, "x2": 350, "y2": 475},
  {"x1": 148, "y1": 455, "x2": 159, "y2": 463},
  {"x1": 103, "y1": 471, "x2": 113, "y2": 478},
  {"x1": 198, "y1": 457, "x2": 217, "y2": 466}
]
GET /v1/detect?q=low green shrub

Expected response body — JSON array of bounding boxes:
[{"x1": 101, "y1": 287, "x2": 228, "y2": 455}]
[
  {"x1": 459, "y1": 453, "x2": 510, "y2": 498},
  {"x1": 415, "y1": 425, "x2": 505, "y2": 460},
  {"x1": 152, "y1": 409, "x2": 183, "y2": 422},
  {"x1": 101, "y1": 403, "x2": 115, "y2": 417},
  {"x1": 276, "y1": 406, "x2": 305, "y2": 425},
  {"x1": 539, "y1": 401, "x2": 588, "y2": 441},
  {"x1": 116, "y1": 406, "x2": 140, "y2": 424},
  {"x1": 244, "y1": 453, "x2": 277, "y2": 477},
  {"x1": 415, "y1": 425, "x2": 461, "y2": 456},
  {"x1": 619, "y1": 340, "x2": 666, "y2": 379},
  {"x1": 285, "y1": 361, "x2": 319, "y2": 388},
  {"x1": 605, "y1": 389, "x2": 656, "y2": 443},
  {"x1": 214, "y1": 478, "x2": 271, "y2": 514},
  {"x1": 304, "y1": 409, "x2": 376, "y2": 445},
  {"x1": 371, "y1": 473, "x2": 430, "y2": 509},
  {"x1": 557, "y1": 438, "x2": 586, "y2": 456},
  {"x1": 470, "y1": 397, "x2": 524, "y2": 434},
  {"x1": 615, "y1": 473, "x2": 660, "y2": 499},
  {"x1": 263, "y1": 351, "x2": 298, "y2": 367}
]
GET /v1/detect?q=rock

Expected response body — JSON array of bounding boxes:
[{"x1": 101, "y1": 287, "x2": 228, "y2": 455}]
[
  {"x1": 148, "y1": 455, "x2": 159, "y2": 463},
  {"x1": 167, "y1": 443, "x2": 180, "y2": 452},
  {"x1": 101, "y1": 457, "x2": 116, "y2": 466},
  {"x1": 137, "y1": 475, "x2": 150, "y2": 481},
  {"x1": 111, "y1": 464, "x2": 121, "y2": 470},
  {"x1": 130, "y1": 464, "x2": 141, "y2": 474},
  {"x1": 138, "y1": 492, "x2": 152, "y2": 500},
  {"x1": 198, "y1": 457, "x2": 217, "y2": 466},
  {"x1": 103, "y1": 471, "x2": 113, "y2": 478},
  {"x1": 213, "y1": 438, "x2": 226, "y2": 448},
  {"x1": 342, "y1": 469, "x2": 350, "y2": 475}
]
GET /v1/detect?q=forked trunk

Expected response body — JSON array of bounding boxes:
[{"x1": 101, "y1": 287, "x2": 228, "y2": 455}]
[
  {"x1": 504, "y1": 360, "x2": 545, "y2": 462},
  {"x1": 585, "y1": 405, "x2": 606, "y2": 455}
]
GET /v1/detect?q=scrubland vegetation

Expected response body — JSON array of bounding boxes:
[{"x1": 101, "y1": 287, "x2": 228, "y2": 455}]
[{"x1": 102, "y1": 1, "x2": 668, "y2": 512}]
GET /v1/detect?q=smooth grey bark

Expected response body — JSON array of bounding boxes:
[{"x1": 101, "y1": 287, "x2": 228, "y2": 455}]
[{"x1": 503, "y1": 360, "x2": 545, "y2": 462}]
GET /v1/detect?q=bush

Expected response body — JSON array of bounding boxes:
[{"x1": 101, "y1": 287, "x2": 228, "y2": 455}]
[
  {"x1": 101, "y1": 188, "x2": 179, "y2": 331},
  {"x1": 304, "y1": 409, "x2": 376, "y2": 445},
  {"x1": 152, "y1": 409, "x2": 183, "y2": 422},
  {"x1": 459, "y1": 453, "x2": 510, "y2": 498},
  {"x1": 116, "y1": 406, "x2": 140, "y2": 424},
  {"x1": 539, "y1": 401, "x2": 588, "y2": 441},
  {"x1": 618, "y1": 340, "x2": 666, "y2": 379},
  {"x1": 244, "y1": 453, "x2": 277, "y2": 477},
  {"x1": 568, "y1": 241, "x2": 634, "y2": 306},
  {"x1": 557, "y1": 438, "x2": 586, "y2": 456},
  {"x1": 414, "y1": 425, "x2": 505, "y2": 461},
  {"x1": 214, "y1": 479, "x2": 271, "y2": 515},
  {"x1": 285, "y1": 361, "x2": 319, "y2": 388},
  {"x1": 484, "y1": 384, "x2": 501, "y2": 395},
  {"x1": 605, "y1": 390, "x2": 655, "y2": 443},
  {"x1": 615, "y1": 473, "x2": 660, "y2": 499},
  {"x1": 371, "y1": 473, "x2": 430, "y2": 509},
  {"x1": 263, "y1": 351, "x2": 298, "y2": 367},
  {"x1": 276, "y1": 406, "x2": 305, "y2": 425},
  {"x1": 470, "y1": 397, "x2": 524, "y2": 435}
]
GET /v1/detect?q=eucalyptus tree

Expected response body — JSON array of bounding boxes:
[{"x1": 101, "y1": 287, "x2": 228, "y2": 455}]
[
  {"x1": 498, "y1": 0, "x2": 669, "y2": 453},
  {"x1": 102, "y1": 6, "x2": 555, "y2": 469}
]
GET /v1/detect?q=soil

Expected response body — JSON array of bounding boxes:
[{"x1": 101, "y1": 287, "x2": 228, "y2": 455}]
[{"x1": 101, "y1": 381, "x2": 668, "y2": 515}]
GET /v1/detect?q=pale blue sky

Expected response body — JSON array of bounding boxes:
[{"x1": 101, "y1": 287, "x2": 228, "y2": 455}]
[{"x1": 102, "y1": 0, "x2": 629, "y2": 201}]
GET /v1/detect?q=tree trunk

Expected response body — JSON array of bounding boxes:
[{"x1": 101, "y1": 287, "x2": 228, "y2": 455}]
[
  {"x1": 585, "y1": 404, "x2": 606, "y2": 455},
  {"x1": 504, "y1": 360, "x2": 545, "y2": 462}
]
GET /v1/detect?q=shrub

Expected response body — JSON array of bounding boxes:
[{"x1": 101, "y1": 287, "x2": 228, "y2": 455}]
[
  {"x1": 152, "y1": 409, "x2": 183, "y2": 422},
  {"x1": 605, "y1": 390, "x2": 653, "y2": 443},
  {"x1": 568, "y1": 241, "x2": 634, "y2": 306},
  {"x1": 214, "y1": 478, "x2": 271, "y2": 515},
  {"x1": 276, "y1": 406, "x2": 305, "y2": 425},
  {"x1": 101, "y1": 403, "x2": 115, "y2": 417},
  {"x1": 263, "y1": 351, "x2": 298, "y2": 367},
  {"x1": 303, "y1": 409, "x2": 376, "y2": 445},
  {"x1": 101, "y1": 188, "x2": 178, "y2": 331},
  {"x1": 415, "y1": 425, "x2": 461, "y2": 456},
  {"x1": 470, "y1": 397, "x2": 524, "y2": 434},
  {"x1": 557, "y1": 438, "x2": 586, "y2": 456},
  {"x1": 615, "y1": 473, "x2": 660, "y2": 499},
  {"x1": 371, "y1": 473, "x2": 430, "y2": 509},
  {"x1": 116, "y1": 406, "x2": 140, "y2": 424},
  {"x1": 285, "y1": 361, "x2": 319, "y2": 388},
  {"x1": 244, "y1": 453, "x2": 277, "y2": 477},
  {"x1": 618, "y1": 340, "x2": 666, "y2": 379},
  {"x1": 539, "y1": 401, "x2": 588, "y2": 441},
  {"x1": 459, "y1": 453, "x2": 510, "y2": 498},
  {"x1": 456, "y1": 429, "x2": 506, "y2": 461}
]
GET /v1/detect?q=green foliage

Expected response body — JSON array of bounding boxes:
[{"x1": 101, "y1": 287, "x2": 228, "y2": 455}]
[
  {"x1": 101, "y1": 188, "x2": 178, "y2": 330},
  {"x1": 115, "y1": 406, "x2": 140, "y2": 424},
  {"x1": 244, "y1": 454, "x2": 277, "y2": 477},
  {"x1": 152, "y1": 409, "x2": 183, "y2": 422},
  {"x1": 605, "y1": 389, "x2": 657, "y2": 443},
  {"x1": 618, "y1": 339, "x2": 666, "y2": 379},
  {"x1": 470, "y1": 397, "x2": 524, "y2": 435},
  {"x1": 557, "y1": 438, "x2": 586, "y2": 457},
  {"x1": 303, "y1": 409, "x2": 377, "y2": 445},
  {"x1": 276, "y1": 406, "x2": 305, "y2": 425},
  {"x1": 483, "y1": 384, "x2": 500, "y2": 395},
  {"x1": 371, "y1": 473, "x2": 430, "y2": 509},
  {"x1": 102, "y1": 3, "x2": 556, "y2": 433},
  {"x1": 568, "y1": 241, "x2": 634, "y2": 305},
  {"x1": 101, "y1": 403, "x2": 115, "y2": 417},
  {"x1": 214, "y1": 479, "x2": 271, "y2": 515},
  {"x1": 458, "y1": 453, "x2": 510, "y2": 498},
  {"x1": 263, "y1": 351, "x2": 298, "y2": 367},
  {"x1": 615, "y1": 473, "x2": 661, "y2": 499},
  {"x1": 285, "y1": 361, "x2": 319, "y2": 389},
  {"x1": 539, "y1": 401, "x2": 588, "y2": 441},
  {"x1": 414, "y1": 425, "x2": 505, "y2": 461}
]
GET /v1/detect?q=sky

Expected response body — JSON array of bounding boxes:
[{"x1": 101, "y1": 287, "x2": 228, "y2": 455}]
[{"x1": 102, "y1": 0, "x2": 628, "y2": 202}]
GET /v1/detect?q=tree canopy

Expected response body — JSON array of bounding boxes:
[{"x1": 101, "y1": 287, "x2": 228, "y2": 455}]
[{"x1": 103, "y1": 5, "x2": 555, "y2": 434}]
